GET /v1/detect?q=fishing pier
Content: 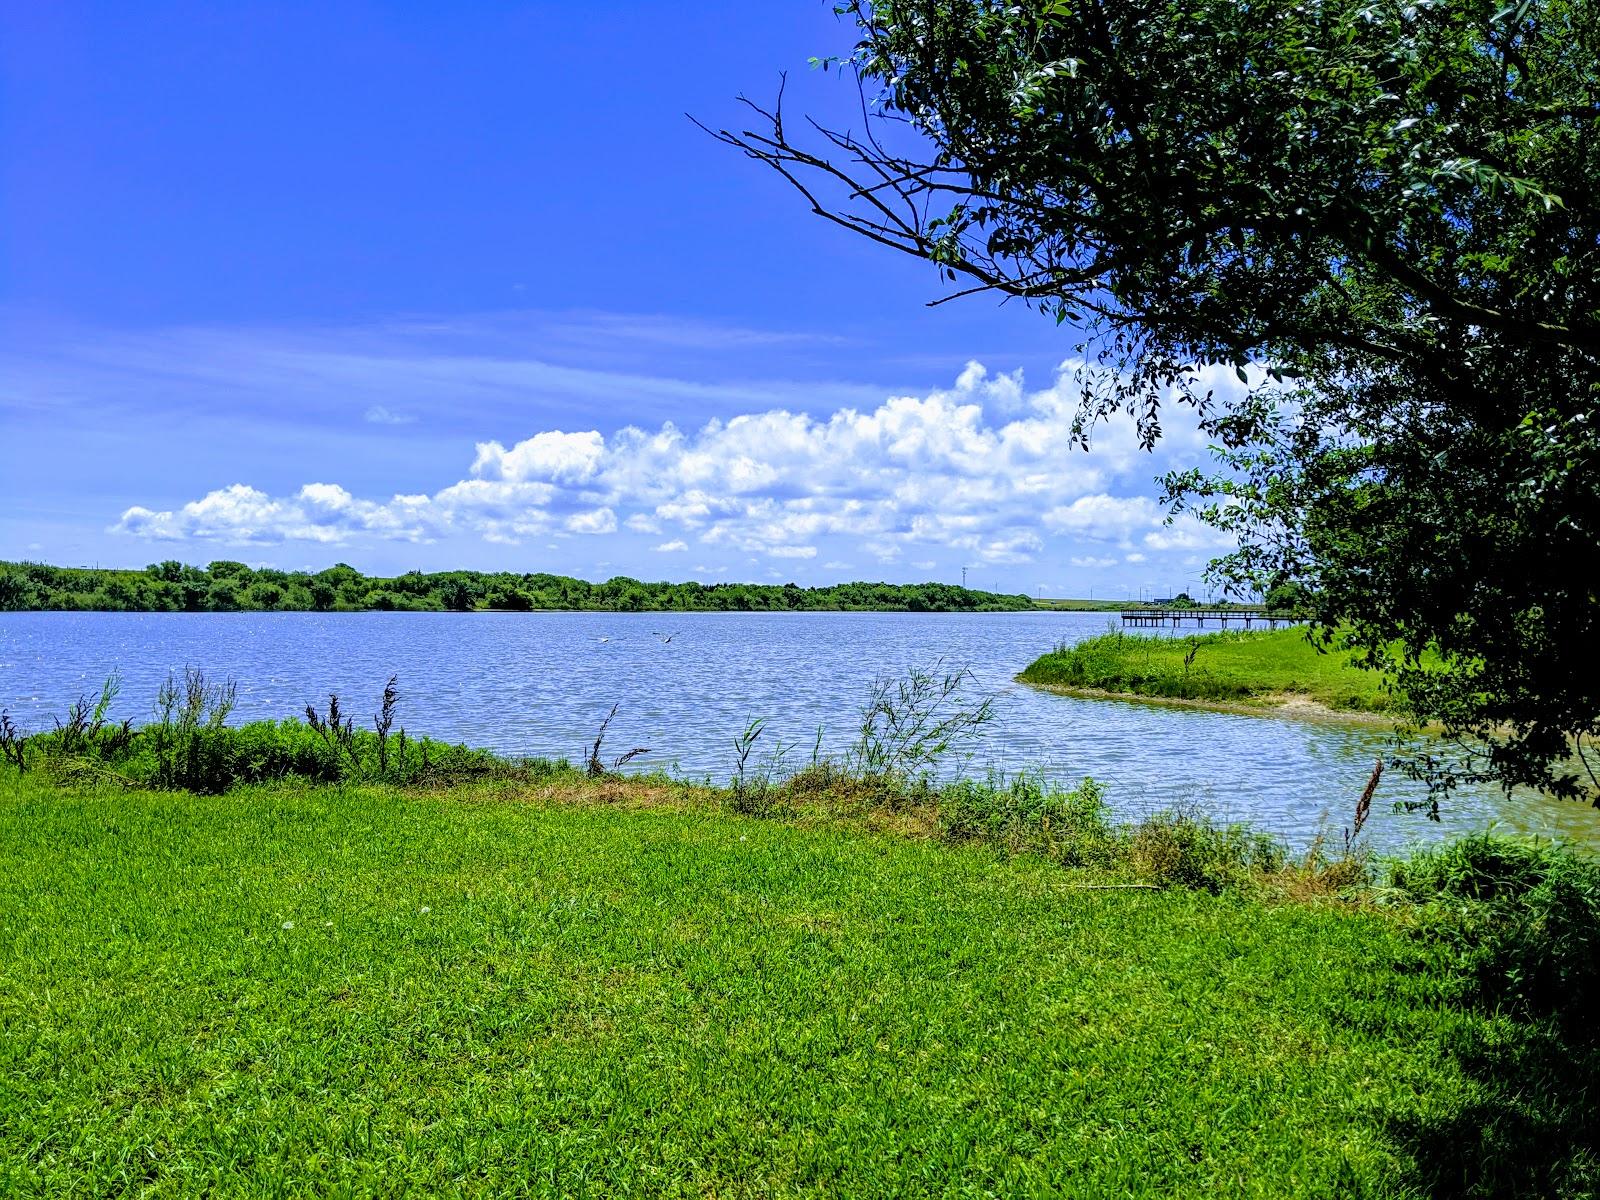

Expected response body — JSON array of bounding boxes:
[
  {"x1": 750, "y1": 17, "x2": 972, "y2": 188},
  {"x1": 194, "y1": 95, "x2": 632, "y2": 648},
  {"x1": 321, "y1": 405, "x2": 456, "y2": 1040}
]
[{"x1": 1120, "y1": 607, "x2": 1300, "y2": 629}]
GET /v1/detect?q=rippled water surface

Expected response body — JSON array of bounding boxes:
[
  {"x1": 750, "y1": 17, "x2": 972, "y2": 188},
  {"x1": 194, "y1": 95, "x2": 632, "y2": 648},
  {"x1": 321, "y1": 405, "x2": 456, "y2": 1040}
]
[{"x1": 4, "y1": 610, "x2": 1597, "y2": 852}]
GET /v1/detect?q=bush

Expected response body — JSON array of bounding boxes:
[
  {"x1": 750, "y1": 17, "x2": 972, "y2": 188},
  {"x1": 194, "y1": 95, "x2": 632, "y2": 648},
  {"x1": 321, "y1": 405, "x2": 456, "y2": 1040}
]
[
  {"x1": 1388, "y1": 834, "x2": 1600, "y2": 1025},
  {"x1": 939, "y1": 772, "x2": 1115, "y2": 867},
  {"x1": 1126, "y1": 807, "x2": 1287, "y2": 893}
]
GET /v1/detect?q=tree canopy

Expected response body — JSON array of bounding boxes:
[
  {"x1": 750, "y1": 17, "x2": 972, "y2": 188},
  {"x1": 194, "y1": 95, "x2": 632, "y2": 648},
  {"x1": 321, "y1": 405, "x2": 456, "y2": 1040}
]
[
  {"x1": 0, "y1": 560, "x2": 1034, "y2": 616},
  {"x1": 713, "y1": 0, "x2": 1600, "y2": 804}
]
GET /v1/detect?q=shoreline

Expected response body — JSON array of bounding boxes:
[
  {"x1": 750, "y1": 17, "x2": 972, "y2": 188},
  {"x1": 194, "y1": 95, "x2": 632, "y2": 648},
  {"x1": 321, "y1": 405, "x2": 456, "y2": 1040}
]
[{"x1": 1017, "y1": 676, "x2": 1399, "y2": 726}]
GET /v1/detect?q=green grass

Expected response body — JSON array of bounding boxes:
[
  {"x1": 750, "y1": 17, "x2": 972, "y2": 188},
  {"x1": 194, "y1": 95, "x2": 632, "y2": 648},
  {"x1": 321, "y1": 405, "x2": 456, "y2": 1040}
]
[
  {"x1": 1019, "y1": 627, "x2": 1393, "y2": 713},
  {"x1": 3, "y1": 773, "x2": 1596, "y2": 1196},
  {"x1": 1032, "y1": 597, "x2": 1132, "y2": 611}
]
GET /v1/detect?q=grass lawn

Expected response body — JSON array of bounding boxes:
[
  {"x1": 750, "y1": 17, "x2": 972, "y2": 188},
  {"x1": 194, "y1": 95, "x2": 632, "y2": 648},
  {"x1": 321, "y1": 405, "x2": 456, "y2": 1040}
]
[
  {"x1": 1019, "y1": 627, "x2": 1393, "y2": 714},
  {"x1": 4, "y1": 773, "x2": 1590, "y2": 1197}
]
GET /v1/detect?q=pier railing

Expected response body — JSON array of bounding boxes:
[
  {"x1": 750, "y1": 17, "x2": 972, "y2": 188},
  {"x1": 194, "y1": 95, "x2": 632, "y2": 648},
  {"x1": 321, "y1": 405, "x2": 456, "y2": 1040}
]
[{"x1": 1119, "y1": 608, "x2": 1301, "y2": 629}]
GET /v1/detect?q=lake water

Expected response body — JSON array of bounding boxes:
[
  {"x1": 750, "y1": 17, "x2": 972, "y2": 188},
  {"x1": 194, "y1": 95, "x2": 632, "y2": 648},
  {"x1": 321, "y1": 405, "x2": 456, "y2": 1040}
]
[{"x1": 3, "y1": 610, "x2": 1598, "y2": 852}]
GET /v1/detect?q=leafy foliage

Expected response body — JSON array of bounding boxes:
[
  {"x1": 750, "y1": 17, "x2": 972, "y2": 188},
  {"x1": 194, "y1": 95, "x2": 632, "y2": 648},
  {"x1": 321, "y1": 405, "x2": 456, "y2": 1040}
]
[
  {"x1": 717, "y1": 0, "x2": 1600, "y2": 803},
  {"x1": 939, "y1": 771, "x2": 1117, "y2": 865},
  {"x1": 0, "y1": 559, "x2": 1034, "y2": 614},
  {"x1": 1389, "y1": 833, "x2": 1600, "y2": 1024}
]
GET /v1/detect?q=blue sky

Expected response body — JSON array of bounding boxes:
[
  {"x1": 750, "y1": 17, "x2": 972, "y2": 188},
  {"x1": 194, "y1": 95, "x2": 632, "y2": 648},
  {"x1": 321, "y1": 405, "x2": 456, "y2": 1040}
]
[{"x1": 1, "y1": 1, "x2": 1233, "y2": 598}]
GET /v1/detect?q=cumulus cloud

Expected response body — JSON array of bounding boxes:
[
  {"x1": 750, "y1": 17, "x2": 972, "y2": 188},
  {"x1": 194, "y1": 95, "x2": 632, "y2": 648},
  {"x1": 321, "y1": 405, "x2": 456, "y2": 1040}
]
[
  {"x1": 564, "y1": 507, "x2": 617, "y2": 535},
  {"x1": 474, "y1": 430, "x2": 605, "y2": 484},
  {"x1": 112, "y1": 362, "x2": 1236, "y2": 567},
  {"x1": 1042, "y1": 494, "x2": 1164, "y2": 538},
  {"x1": 117, "y1": 483, "x2": 438, "y2": 545}
]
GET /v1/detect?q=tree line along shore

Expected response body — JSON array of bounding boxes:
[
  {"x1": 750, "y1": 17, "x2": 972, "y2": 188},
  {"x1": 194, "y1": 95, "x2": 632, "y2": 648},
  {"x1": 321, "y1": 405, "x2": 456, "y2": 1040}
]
[{"x1": 0, "y1": 559, "x2": 1035, "y2": 614}]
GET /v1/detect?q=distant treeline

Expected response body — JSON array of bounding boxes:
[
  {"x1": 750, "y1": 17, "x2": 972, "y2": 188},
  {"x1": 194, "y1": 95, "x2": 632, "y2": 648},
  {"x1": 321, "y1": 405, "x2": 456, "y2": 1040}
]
[{"x1": 0, "y1": 560, "x2": 1036, "y2": 614}]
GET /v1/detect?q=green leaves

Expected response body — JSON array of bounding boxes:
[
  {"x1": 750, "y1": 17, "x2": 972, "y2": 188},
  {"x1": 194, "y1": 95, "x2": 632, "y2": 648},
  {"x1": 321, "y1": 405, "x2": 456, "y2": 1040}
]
[{"x1": 719, "y1": 0, "x2": 1600, "y2": 803}]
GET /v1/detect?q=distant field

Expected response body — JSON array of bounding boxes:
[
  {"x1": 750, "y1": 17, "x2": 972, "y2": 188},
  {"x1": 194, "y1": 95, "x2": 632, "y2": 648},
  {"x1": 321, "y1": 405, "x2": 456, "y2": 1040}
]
[
  {"x1": 1019, "y1": 627, "x2": 1393, "y2": 713},
  {"x1": 1032, "y1": 599, "x2": 1267, "y2": 613},
  {"x1": 0, "y1": 774, "x2": 1548, "y2": 1197},
  {"x1": 1032, "y1": 597, "x2": 1132, "y2": 611}
]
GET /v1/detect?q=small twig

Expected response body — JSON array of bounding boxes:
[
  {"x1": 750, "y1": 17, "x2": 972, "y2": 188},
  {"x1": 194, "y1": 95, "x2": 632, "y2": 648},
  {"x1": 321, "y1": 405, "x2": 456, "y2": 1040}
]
[
  {"x1": 1353, "y1": 756, "x2": 1383, "y2": 835},
  {"x1": 587, "y1": 704, "x2": 619, "y2": 778}
]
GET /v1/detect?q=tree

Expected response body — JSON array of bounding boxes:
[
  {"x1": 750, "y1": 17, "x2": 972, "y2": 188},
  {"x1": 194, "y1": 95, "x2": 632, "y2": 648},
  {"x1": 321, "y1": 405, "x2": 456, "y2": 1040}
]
[
  {"x1": 439, "y1": 579, "x2": 477, "y2": 612},
  {"x1": 307, "y1": 579, "x2": 338, "y2": 612},
  {"x1": 714, "y1": 0, "x2": 1600, "y2": 805},
  {"x1": 246, "y1": 581, "x2": 285, "y2": 610},
  {"x1": 0, "y1": 570, "x2": 33, "y2": 611}
]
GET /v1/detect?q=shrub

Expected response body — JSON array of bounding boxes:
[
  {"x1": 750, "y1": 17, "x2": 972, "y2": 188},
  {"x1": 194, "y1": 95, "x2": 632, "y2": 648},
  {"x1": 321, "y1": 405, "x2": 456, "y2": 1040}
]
[
  {"x1": 1388, "y1": 834, "x2": 1600, "y2": 1025},
  {"x1": 1126, "y1": 806, "x2": 1287, "y2": 892},
  {"x1": 939, "y1": 772, "x2": 1115, "y2": 867},
  {"x1": 848, "y1": 660, "x2": 994, "y2": 785}
]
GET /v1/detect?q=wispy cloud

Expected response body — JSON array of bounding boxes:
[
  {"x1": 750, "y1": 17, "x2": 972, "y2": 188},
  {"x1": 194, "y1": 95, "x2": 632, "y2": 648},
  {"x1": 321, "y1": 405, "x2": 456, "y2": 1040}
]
[
  {"x1": 363, "y1": 405, "x2": 416, "y2": 425},
  {"x1": 0, "y1": 310, "x2": 887, "y2": 437}
]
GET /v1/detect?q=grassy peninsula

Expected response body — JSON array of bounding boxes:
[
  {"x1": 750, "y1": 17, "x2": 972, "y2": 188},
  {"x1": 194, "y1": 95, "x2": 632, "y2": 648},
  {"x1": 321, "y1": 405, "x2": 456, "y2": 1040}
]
[
  {"x1": 1020, "y1": 627, "x2": 1392, "y2": 716},
  {"x1": 2, "y1": 675, "x2": 1598, "y2": 1196},
  {"x1": 0, "y1": 559, "x2": 1034, "y2": 614}
]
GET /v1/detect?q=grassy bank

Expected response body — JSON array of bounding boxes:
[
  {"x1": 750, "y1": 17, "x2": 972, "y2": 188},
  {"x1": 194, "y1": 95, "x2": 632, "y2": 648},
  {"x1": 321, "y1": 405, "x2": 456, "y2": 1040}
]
[
  {"x1": 4, "y1": 674, "x2": 1598, "y2": 1195},
  {"x1": 1020, "y1": 627, "x2": 1393, "y2": 715},
  {"x1": 4, "y1": 770, "x2": 1598, "y2": 1197}
]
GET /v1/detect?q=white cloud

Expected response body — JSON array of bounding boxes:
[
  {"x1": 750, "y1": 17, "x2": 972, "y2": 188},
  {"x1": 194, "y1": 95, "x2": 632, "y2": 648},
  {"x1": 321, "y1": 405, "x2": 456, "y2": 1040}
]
[
  {"x1": 111, "y1": 363, "x2": 1241, "y2": 572},
  {"x1": 116, "y1": 483, "x2": 436, "y2": 545},
  {"x1": 474, "y1": 430, "x2": 605, "y2": 484},
  {"x1": 1042, "y1": 494, "x2": 1163, "y2": 538},
  {"x1": 1070, "y1": 555, "x2": 1118, "y2": 569},
  {"x1": 1143, "y1": 525, "x2": 1234, "y2": 552},
  {"x1": 564, "y1": 507, "x2": 617, "y2": 535}
]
